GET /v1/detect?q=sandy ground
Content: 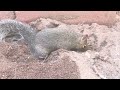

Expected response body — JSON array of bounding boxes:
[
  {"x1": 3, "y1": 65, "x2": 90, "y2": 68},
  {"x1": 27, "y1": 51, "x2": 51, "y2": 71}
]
[{"x1": 0, "y1": 18, "x2": 120, "y2": 79}]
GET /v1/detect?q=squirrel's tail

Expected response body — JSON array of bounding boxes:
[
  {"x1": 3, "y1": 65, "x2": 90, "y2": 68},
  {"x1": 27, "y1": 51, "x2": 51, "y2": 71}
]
[{"x1": 0, "y1": 19, "x2": 37, "y2": 44}]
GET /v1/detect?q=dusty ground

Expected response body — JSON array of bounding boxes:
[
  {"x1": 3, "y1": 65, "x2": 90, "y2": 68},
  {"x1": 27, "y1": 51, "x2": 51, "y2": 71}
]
[{"x1": 1, "y1": 18, "x2": 120, "y2": 79}]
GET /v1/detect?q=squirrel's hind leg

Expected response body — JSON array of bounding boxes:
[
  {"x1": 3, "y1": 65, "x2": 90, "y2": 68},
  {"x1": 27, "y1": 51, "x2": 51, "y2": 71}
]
[{"x1": 31, "y1": 44, "x2": 49, "y2": 60}]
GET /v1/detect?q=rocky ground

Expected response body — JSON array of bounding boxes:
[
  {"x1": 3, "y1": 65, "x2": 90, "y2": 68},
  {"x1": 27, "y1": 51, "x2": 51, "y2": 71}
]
[{"x1": 0, "y1": 18, "x2": 120, "y2": 79}]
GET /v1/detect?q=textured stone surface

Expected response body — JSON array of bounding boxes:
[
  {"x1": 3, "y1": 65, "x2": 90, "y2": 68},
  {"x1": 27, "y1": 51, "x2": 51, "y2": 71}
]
[
  {"x1": 0, "y1": 11, "x2": 15, "y2": 19},
  {"x1": 15, "y1": 11, "x2": 116, "y2": 25}
]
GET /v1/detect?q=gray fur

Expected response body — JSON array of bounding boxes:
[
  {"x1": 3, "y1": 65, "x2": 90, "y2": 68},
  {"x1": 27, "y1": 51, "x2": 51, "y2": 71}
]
[{"x1": 0, "y1": 19, "x2": 88, "y2": 59}]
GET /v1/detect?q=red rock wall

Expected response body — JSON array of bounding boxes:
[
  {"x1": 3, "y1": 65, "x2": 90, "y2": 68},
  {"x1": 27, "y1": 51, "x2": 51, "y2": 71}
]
[{"x1": 0, "y1": 11, "x2": 117, "y2": 25}]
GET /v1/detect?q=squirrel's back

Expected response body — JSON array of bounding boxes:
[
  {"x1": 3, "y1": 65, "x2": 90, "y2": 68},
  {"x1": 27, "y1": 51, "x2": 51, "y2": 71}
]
[{"x1": 36, "y1": 28, "x2": 81, "y2": 49}]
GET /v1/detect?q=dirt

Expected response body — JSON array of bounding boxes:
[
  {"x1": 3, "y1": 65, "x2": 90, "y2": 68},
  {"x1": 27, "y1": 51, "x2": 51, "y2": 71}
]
[{"x1": 0, "y1": 18, "x2": 120, "y2": 79}]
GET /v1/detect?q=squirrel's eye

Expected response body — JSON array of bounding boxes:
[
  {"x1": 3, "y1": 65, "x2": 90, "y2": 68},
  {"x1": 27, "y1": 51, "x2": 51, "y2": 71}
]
[{"x1": 83, "y1": 45, "x2": 86, "y2": 48}]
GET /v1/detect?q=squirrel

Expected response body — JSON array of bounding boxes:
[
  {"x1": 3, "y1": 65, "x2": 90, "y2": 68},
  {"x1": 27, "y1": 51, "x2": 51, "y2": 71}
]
[{"x1": 0, "y1": 19, "x2": 89, "y2": 60}]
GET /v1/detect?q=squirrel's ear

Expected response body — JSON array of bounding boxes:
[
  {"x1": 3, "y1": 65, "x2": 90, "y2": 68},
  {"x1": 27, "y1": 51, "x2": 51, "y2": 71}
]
[
  {"x1": 79, "y1": 34, "x2": 89, "y2": 49},
  {"x1": 81, "y1": 34, "x2": 88, "y2": 42}
]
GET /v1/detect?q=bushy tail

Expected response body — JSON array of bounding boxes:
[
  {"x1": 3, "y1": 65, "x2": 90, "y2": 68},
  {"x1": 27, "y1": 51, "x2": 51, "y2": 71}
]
[{"x1": 0, "y1": 19, "x2": 37, "y2": 44}]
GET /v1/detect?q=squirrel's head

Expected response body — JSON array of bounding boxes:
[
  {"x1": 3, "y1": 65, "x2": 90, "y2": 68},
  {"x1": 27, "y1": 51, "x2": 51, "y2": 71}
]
[
  {"x1": 78, "y1": 34, "x2": 88, "y2": 51},
  {"x1": 85, "y1": 34, "x2": 98, "y2": 51},
  {"x1": 79, "y1": 34, "x2": 97, "y2": 51}
]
